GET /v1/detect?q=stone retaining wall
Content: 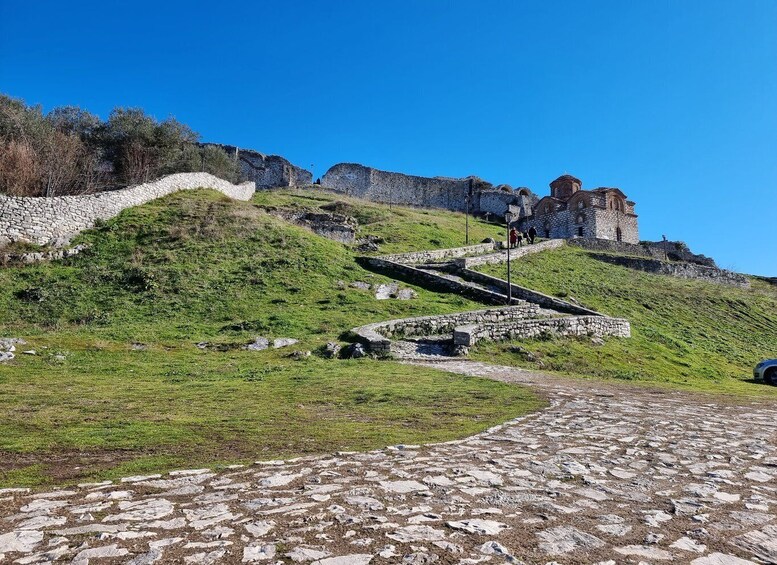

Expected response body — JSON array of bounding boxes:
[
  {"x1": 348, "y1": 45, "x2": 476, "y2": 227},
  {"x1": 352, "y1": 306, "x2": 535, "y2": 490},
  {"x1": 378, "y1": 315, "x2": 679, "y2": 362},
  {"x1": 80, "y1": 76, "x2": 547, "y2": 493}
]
[
  {"x1": 454, "y1": 239, "x2": 565, "y2": 268},
  {"x1": 568, "y1": 238, "x2": 716, "y2": 267},
  {"x1": 376, "y1": 242, "x2": 497, "y2": 265},
  {"x1": 459, "y1": 269, "x2": 600, "y2": 316},
  {"x1": 453, "y1": 315, "x2": 631, "y2": 347},
  {"x1": 358, "y1": 257, "x2": 512, "y2": 305},
  {"x1": 351, "y1": 304, "x2": 542, "y2": 354},
  {"x1": 0, "y1": 173, "x2": 255, "y2": 247},
  {"x1": 588, "y1": 253, "x2": 749, "y2": 287}
]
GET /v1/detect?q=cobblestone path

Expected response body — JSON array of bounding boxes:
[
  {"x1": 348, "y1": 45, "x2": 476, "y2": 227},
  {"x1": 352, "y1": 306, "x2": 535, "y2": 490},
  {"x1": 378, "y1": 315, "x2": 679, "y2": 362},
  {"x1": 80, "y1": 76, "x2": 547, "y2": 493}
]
[{"x1": 1, "y1": 359, "x2": 775, "y2": 564}]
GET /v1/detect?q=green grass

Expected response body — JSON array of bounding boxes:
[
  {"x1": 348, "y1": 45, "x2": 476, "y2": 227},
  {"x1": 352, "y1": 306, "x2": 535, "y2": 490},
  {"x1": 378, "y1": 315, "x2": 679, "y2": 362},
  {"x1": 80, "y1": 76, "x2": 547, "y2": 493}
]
[
  {"x1": 471, "y1": 245, "x2": 777, "y2": 396},
  {"x1": 250, "y1": 188, "x2": 506, "y2": 254},
  {"x1": 0, "y1": 189, "x2": 539, "y2": 487}
]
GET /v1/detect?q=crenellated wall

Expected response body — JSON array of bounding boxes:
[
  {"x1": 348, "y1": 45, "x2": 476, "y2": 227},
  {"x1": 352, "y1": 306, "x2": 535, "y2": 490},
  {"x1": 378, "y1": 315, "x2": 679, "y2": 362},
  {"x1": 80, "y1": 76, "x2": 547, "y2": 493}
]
[{"x1": 0, "y1": 173, "x2": 255, "y2": 247}]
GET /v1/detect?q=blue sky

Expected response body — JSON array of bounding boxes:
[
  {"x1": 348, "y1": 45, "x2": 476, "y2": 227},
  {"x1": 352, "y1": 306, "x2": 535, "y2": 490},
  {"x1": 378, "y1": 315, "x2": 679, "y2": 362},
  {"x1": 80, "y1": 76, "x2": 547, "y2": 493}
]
[{"x1": 1, "y1": 0, "x2": 775, "y2": 275}]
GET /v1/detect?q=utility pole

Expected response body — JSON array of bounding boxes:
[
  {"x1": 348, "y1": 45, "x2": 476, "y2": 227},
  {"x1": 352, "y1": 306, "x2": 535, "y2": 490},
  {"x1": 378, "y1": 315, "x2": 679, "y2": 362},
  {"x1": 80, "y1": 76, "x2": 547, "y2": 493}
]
[
  {"x1": 662, "y1": 234, "x2": 668, "y2": 261},
  {"x1": 505, "y1": 210, "x2": 514, "y2": 305}
]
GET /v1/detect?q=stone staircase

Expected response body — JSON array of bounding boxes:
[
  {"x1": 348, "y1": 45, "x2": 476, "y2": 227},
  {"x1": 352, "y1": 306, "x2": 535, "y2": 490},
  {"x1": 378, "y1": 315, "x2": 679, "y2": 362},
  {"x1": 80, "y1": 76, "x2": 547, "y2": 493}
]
[{"x1": 352, "y1": 240, "x2": 631, "y2": 357}]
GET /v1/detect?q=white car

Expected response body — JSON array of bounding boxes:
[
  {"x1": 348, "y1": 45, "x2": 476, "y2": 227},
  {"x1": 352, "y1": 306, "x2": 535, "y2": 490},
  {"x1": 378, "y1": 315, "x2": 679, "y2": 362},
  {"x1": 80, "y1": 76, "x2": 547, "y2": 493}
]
[{"x1": 754, "y1": 359, "x2": 777, "y2": 385}]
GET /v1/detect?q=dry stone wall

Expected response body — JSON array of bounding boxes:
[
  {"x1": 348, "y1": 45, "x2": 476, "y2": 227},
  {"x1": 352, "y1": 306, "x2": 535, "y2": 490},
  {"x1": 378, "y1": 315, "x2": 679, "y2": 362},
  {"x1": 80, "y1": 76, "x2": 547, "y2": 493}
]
[
  {"x1": 453, "y1": 315, "x2": 631, "y2": 347},
  {"x1": 588, "y1": 253, "x2": 749, "y2": 287},
  {"x1": 0, "y1": 173, "x2": 255, "y2": 247},
  {"x1": 455, "y1": 239, "x2": 565, "y2": 268},
  {"x1": 567, "y1": 238, "x2": 717, "y2": 267},
  {"x1": 351, "y1": 304, "x2": 542, "y2": 354},
  {"x1": 376, "y1": 242, "x2": 497, "y2": 265}
]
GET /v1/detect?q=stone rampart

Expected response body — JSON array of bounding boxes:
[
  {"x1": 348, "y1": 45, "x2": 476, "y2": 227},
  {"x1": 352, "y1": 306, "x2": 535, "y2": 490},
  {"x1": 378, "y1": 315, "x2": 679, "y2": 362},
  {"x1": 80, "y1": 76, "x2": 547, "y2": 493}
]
[
  {"x1": 202, "y1": 144, "x2": 312, "y2": 189},
  {"x1": 351, "y1": 304, "x2": 542, "y2": 354},
  {"x1": 588, "y1": 253, "x2": 750, "y2": 287},
  {"x1": 454, "y1": 239, "x2": 565, "y2": 268},
  {"x1": 322, "y1": 163, "x2": 473, "y2": 212},
  {"x1": 453, "y1": 315, "x2": 631, "y2": 347},
  {"x1": 0, "y1": 173, "x2": 255, "y2": 247}
]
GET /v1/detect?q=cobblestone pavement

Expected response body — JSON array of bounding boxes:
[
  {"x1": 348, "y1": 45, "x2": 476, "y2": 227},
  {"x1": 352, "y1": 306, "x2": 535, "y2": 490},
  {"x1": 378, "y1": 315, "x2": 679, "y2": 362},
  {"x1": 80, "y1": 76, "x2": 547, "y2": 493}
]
[{"x1": 1, "y1": 358, "x2": 776, "y2": 564}]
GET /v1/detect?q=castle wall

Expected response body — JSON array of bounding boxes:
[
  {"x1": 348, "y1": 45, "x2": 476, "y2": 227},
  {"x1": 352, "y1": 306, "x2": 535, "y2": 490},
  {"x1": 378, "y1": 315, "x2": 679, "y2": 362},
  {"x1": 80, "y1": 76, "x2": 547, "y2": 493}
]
[
  {"x1": 202, "y1": 144, "x2": 312, "y2": 189},
  {"x1": 478, "y1": 190, "x2": 517, "y2": 217},
  {"x1": 0, "y1": 172, "x2": 255, "y2": 247},
  {"x1": 322, "y1": 163, "x2": 470, "y2": 211}
]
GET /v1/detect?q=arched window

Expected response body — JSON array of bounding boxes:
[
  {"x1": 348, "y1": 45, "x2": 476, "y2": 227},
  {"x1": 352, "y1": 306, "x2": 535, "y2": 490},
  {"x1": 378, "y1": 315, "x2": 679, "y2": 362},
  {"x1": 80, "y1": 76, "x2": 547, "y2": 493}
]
[
  {"x1": 616, "y1": 227, "x2": 623, "y2": 242},
  {"x1": 576, "y1": 213, "x2": 585, "y2": 224},
  {"x1": 577, "y1": 200, "x2": 585, "y2": 209}
]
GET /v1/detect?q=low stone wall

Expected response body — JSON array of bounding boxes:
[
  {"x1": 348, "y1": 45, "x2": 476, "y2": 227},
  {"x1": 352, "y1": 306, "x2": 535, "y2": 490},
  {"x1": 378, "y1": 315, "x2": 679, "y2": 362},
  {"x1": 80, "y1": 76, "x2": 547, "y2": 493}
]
[
  {"x1": 453, "y1": 315, "x2": 631, "y2": 347},
  {"x1": 589, "y1": 253, "x2": 749, "y2": 288},
  {"x1": 351, "y1": 304, "x2": 542, "y2": 354},
  {"x1": 459, "y1": 269, "x2": 600, "y2": 316},
  {"x1": 358, "y1": 257, "x2": 511, "y2": 305},
  {"x1": 1, "y1": 244, "x2": 89, "y2": 266},
  {"x1": 454, "y1": 239, "x2": 565, "y2": 268},
  {"x1": 568, "y1": 238, "x2": 716, "y2": 267},
  {"x1": 0, "y1": 173, "x2": 255, "y2": 247},
  {"x1": 375, "y1": 242, "x2": 497, "y2": 265}
]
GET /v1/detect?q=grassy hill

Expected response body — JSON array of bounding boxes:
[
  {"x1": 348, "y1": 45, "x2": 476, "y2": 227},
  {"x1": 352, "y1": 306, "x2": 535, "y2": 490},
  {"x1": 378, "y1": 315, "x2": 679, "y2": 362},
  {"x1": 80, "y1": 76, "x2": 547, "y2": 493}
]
[
  {"x1": 0, "y1": 189, "x2": 539, "y2": 487},
  {"x1": 472, "y1": 245, "x2": 777, "y2": 396}
]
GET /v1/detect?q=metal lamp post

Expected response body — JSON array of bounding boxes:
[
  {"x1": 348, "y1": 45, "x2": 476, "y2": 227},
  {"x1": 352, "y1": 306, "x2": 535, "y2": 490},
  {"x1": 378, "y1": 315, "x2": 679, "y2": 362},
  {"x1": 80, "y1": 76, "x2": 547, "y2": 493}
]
[{"x1": 505, "y1": 210, "x2": 514, "y2": 305}]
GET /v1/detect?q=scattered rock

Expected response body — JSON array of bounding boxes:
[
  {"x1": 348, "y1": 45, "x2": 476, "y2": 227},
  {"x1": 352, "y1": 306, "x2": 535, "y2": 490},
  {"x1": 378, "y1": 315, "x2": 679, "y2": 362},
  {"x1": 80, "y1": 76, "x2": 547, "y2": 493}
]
[
  {"x1": 245, "y1": 337, "x2": 270, "y2": 351},
  {"x1": 350, "y1": 281, "x2": 371, "y2": 291},
  {"x1": 323, "y1": 342, "x2": 341, "y2": 359},
  {"x1": 396, "y1": 288, "x2": 418, "y2": 300},
  {"x1": 374, "y1": 283, "x2": 399, "y2": 300},
  {"x1": 273, "y1": 338, "x2": 299, "y2": 349},
  {"x1": 614, "y1": 545, "x2": 673, "y2": 560},
  {"x1": 341, "y1": 343, "x2": 367, "y2": 359},
  {"x1": 290, "y1": 350, "x2": 311, "y2": 360}
]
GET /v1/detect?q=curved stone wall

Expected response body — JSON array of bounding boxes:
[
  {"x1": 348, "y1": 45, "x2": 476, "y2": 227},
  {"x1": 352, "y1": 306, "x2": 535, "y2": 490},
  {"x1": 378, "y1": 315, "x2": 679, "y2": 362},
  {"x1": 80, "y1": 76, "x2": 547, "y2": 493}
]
[{"x1": 0, "y1": 173, "x2": 255, "y2": 247}]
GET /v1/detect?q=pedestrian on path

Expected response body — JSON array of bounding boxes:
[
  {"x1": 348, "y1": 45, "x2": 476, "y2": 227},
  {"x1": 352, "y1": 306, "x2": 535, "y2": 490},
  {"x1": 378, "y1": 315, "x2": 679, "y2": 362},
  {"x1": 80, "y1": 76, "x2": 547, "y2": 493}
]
[{"x1": 528, "y1": 226, "x2": 537, "y2": 244}]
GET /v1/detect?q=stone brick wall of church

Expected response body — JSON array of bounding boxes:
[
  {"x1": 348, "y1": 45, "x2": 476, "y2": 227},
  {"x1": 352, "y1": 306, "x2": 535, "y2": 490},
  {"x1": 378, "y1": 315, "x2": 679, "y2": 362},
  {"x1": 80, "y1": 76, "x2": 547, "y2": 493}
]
[
  {"x1": 518, "y1": 209, "x2": 638, "y2": 244},
  {"x1": 322, "y1": 163, "x2": 471, "y2": 211},
  {"x1": 0, "y1": 173, "x2": 255, "y2": 247}
]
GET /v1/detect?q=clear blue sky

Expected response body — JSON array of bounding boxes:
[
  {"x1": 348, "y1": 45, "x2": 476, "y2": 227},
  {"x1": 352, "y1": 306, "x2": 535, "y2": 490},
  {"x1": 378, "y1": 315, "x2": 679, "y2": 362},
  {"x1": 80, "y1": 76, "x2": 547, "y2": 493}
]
[{"x1": 2, "y1": 1, "x2": 775, "y2": 275}]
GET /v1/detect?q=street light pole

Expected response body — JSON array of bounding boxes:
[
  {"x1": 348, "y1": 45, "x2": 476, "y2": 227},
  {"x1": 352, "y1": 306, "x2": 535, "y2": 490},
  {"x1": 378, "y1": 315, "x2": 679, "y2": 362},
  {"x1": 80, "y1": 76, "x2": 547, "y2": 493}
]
[
  {"x1": 465, "y1": 195, "x2": 469, "y2": 245},
  {"x1": 505, "y1": 211, "x2": 514, "y2": 305}
]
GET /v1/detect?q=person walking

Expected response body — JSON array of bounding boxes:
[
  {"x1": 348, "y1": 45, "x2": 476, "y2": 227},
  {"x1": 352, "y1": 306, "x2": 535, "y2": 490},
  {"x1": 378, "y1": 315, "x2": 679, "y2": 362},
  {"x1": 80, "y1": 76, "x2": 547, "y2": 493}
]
[
  {"x1": 509, "y1": 227, "x2": 518, "y2": 249},
  {"x1": 516, "y1": 230, "x2": 523, "y2": 247},
  {"x1": 528, "y1": 226, "x2": 537, "y2": 244}
]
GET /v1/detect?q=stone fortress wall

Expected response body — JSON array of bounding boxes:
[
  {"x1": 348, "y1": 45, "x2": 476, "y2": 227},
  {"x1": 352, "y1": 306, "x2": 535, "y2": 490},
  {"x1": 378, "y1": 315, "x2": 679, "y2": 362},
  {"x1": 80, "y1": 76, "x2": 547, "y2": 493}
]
[
  {"x1": 321, "y1": 163, "x2": 472, "y2": 212},
  {"x1": 0, "y1": 172, "x2": 255, "y2": 247},
  {"x1": 202, "y1": 143, "x2": 312, "y2": 189}
]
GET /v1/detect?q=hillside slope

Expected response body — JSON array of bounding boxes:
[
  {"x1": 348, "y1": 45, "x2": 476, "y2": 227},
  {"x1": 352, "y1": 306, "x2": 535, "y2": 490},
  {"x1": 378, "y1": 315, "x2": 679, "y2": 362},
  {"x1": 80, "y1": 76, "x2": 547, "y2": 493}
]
[
  {"x1": 473, "y1": 245, "x2": 777, "y2": 394},
  {"x1": 0, "y1": 189, "x2": 539, "y2": 487}
]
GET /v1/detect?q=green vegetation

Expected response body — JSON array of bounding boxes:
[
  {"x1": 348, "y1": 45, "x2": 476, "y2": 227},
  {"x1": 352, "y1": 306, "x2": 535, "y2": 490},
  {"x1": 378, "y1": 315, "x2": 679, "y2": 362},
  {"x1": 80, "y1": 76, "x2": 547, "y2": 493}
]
[
  {"x1": 250, "y1": 187, "x2": 505, "y2": 254},
  {"x1": 472, "y1": 245, "x2": 777, "y2": 396},
  {"x1": 0, "y1": 189, "x2": 534, "y2": 487}
]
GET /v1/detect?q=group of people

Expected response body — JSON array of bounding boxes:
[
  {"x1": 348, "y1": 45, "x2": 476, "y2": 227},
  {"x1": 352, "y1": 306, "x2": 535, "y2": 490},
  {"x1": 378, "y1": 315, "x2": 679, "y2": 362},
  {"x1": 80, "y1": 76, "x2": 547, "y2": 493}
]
[{"x1": 509, "y1": 225, "x2": 536, "y2": 248}]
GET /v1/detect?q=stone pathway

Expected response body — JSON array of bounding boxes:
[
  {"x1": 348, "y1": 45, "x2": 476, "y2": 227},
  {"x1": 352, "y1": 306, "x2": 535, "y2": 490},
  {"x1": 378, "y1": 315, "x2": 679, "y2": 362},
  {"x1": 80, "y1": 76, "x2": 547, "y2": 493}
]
[{"x1": 1, "y1": 360, "x2": 776, "y2": 564}]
